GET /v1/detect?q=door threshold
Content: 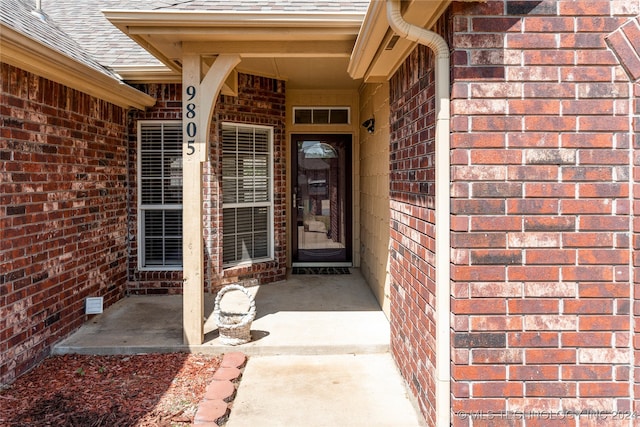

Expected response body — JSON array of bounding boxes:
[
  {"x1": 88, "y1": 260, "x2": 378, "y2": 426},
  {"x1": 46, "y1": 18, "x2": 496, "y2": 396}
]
[{"x1": 292, "y1": 262, "x2": 353, "y2": 268}]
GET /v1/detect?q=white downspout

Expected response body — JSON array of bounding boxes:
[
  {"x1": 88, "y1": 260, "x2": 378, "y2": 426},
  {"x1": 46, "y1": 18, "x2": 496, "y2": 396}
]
[{"x1": 386, "y1": 1, "x2": 451, "y2": 426}]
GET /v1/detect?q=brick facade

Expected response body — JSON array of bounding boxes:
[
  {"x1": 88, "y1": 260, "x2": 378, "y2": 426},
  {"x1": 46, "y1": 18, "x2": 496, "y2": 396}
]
[
  {"x1": 0, "y1": 64, "x2": 129, "y2": 384},
  {"x1": 388, "y1": 1, "x2": 640, "y2": 424},
  {"x1": 635, "y1": 80, "x2": 640, "y2": 423},
  {"x1": 450, "y1": 1, "x2": 638, "y2": 421},
  {"x1": 127, "y1": 74, "x2": 287, "y2": 294},
  {"x1": 4, "y1": 1, "x2": 640, "y2": 422},
  {"x1": 389, "y1": 31, "x2": 445, "y2": 425},
  {"x1": 0, "y1": 68, "x2": 287, "y2": 384}
]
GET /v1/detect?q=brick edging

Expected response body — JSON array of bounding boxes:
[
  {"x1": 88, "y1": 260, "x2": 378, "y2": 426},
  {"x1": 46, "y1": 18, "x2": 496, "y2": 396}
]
[{"x1": 193, "y1": 352, "x2": 247, "y2": 426}]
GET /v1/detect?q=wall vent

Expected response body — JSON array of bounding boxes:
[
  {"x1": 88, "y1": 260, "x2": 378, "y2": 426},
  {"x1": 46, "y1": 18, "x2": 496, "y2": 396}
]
[
  {"x1": 385, "y1": 35, "x2": 400, "y2": 50},
  {"x1": 85, "y1": 297, "x2": 104, "y2": 314}
]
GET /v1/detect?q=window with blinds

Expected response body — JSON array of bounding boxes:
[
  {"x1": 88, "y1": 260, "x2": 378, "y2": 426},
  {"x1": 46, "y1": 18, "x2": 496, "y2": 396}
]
[
  {"x1": 222, "y1": 123, "x2": 273, "y2": 266},
  {"x1": 138, "y1": 121, "x2": 183, "y2": 269}
]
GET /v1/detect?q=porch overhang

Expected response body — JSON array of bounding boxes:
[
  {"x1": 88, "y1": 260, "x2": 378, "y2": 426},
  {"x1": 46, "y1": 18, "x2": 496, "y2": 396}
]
[
  {"x1": 104, "y1": 9, "x2": 366, "y2": 89},
  {"x1": 348, "y1": 0, "x2": 452, "y2": 82}
]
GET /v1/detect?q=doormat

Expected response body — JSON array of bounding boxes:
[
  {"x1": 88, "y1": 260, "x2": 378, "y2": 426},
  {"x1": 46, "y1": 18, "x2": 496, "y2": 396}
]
[{"x1": 292, "y1": 267, "x2": 351, "y2": 275}]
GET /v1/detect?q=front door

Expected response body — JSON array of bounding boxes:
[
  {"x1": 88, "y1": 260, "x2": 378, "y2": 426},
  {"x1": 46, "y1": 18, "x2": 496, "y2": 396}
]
[{"x1": 292, "y1": 134, "x2": 352, "y2": 265}]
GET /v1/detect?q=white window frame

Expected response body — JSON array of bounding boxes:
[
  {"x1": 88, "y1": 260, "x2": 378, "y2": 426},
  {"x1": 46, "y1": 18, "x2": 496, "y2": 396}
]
[
  {"x1": 221, "y1": 122, "x2": 274, "y2": 268},
  {"x1": 137, "y1": 120, "x2": 183, "y2": 271},
  {"x1": 292, "y1": 107, "x2": 351, "y2": 125}
]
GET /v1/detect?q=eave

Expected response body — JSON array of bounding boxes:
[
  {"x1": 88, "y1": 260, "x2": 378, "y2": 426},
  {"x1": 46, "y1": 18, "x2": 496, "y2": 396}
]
[
  {"x1": 0, "y1": 24, "x2": 156, "y2": 110},
  {"x1": 103, "y1": 10, "x2": 366, "y2": 29},
  {"x1": 348, "y1": 0, "x2": 452, "y2": 82}
]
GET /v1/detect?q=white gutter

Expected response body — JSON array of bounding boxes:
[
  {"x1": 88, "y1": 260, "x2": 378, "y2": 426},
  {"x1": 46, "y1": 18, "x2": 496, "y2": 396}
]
[
  {"x1": 104, "y1": 9, "x2": 365, "y2": 28},
  {"x1": 0, "y1": 24, "x2": 156, "y2": 110},
  {"x1": 347, "y1": 0, "x2": 387, "y2": 79},
  {"x1": 386, "y1": 1, "x2": 451, "y2": 426}
]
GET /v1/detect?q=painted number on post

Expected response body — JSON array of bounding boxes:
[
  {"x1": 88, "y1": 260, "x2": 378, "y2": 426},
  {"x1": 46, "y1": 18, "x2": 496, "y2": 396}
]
[{"x1": 185, "y1": 85, "x2": 197, "y2": 155}]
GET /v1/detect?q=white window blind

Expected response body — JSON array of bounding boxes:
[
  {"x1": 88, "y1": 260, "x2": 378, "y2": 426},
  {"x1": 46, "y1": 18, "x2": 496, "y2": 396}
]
[
  {"x1": 138, "y1": 122, "x2": 182, "y2": 269},
  {"x1": 222, "y1": 123, "x2": 273, "y2": 265}
]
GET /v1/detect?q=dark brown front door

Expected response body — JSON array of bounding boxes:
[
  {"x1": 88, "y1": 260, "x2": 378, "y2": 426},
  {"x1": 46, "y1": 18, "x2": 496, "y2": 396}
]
[{"x1": 291, "y1": 134, "x2": 352, "y2": 264}]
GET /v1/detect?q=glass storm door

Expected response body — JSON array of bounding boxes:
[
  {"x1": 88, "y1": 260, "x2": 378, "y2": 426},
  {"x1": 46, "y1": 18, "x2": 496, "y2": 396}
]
[{"x1": 292, "y1": 134, "x2": 352, "y2": 264}]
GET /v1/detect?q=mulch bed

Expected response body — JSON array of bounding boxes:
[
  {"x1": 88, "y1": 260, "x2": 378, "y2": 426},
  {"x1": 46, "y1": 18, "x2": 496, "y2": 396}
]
[{"x1": 0, "y1": 353, "x2": 224, "y2": 427}]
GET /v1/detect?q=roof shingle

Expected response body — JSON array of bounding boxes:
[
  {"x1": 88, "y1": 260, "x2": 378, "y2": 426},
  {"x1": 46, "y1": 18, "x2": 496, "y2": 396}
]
[
  {"x1": 43, "y1": 0, "x2": 167, "y2": 68},
  {"x1": 1, "y1": 0, "x2": 118, "y2": 77},
  {"x1": 42, "y1": 0, "x2": 370, "y2": 69}
]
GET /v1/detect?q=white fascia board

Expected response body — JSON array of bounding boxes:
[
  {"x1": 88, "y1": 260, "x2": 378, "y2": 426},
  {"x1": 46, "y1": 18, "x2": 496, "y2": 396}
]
[
  {"x1": 348, "y1": 0, "x2": 388, "y2": 79},
  {"x1": 348, "y1": 0, "x2": 452, "y2": 82},
  {"x1": 103, "y1": 9, "x2": 366, "y2": 31},
  {"x1": 0, "y1": 25, "x2": 156, "y2": 110}
]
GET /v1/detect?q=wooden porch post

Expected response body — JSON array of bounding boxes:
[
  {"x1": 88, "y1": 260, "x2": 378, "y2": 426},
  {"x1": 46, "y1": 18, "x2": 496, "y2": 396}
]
[{"x1": 182, "y1": 54, "x2": 241, "y2": 345}]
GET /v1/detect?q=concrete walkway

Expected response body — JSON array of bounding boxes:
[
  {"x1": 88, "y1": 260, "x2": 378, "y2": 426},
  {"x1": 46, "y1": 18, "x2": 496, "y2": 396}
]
[
  {"x1": 54, "y1": 270, "x2": 425, "y2": 426},
  {"x1": 228, "y1": 353, "x2": 424, "y2": 427}
]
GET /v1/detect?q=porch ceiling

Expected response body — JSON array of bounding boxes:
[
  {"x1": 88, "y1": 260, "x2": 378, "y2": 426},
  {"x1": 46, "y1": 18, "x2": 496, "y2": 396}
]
[{"x1": 104, "y1": 10, "x2": 366, "y2": 89}]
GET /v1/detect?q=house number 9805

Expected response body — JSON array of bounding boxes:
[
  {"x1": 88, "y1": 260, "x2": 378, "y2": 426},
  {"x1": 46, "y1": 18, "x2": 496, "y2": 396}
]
[{"x1": 185, "y1": 85, "x2": 197, "y2": 155}]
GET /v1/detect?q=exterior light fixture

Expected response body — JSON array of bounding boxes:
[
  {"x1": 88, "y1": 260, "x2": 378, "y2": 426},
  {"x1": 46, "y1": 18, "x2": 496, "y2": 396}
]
[{"x1": 362, "y1": 117, "x2": 375, "y2": 134}]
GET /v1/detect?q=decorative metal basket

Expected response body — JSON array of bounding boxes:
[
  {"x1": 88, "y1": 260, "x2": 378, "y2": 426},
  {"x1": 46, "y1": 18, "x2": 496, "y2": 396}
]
[{"x1": 213, "y1": 284, "x2": 256, "y2": 345}]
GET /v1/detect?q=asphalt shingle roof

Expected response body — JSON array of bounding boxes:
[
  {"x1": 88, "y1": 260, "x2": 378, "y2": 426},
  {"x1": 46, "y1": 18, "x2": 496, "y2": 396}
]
[
  {"x1": 43, "y1": 0, "x2": 168, "y2": 68},
  {"x1": 40, "y1": 0, "x2": 370, "y2": 70},
  {"x1": 1, "y1": 0, "x2": 118, "y2": 77}
]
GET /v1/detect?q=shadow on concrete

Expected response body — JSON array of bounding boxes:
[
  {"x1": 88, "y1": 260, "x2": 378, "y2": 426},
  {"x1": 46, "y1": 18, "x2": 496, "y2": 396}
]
[{"x1": 54, "y1": 269, "x2": 390, "y2": 357}]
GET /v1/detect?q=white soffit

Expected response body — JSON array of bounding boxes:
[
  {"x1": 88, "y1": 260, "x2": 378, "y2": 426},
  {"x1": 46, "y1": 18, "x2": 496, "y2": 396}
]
[
  {"x1": 349, "y1": 0, "x2": 452, "y2": 82},
  {"x1": 104, "y1": 9, "x2": 365, "y2": 89}
]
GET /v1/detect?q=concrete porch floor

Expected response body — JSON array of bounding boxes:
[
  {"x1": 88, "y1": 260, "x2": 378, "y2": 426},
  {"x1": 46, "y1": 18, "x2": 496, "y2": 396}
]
[
  {"x1": 53, "y1": 269, "x2": 425, "y2": 426},
  {"x1": 53, "y1": 269, "x2": 390, "y2": 356}
]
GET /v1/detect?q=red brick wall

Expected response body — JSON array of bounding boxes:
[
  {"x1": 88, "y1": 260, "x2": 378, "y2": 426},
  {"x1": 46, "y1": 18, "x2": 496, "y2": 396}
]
[
  {"x1": 0, "y1": 69, "x2": 287, "y2": 384},
  {"x1": 632, "y1": 81, "x2": 640, "y2": 418},
  {"x1": 635, "y1": 80, "x2": 640, "y2": 419},
  {"x1": 389, "y1": 41, "x2": 440, "y2": 426},
  {"x1": 608, "y1": 14, "x2": 640, "y2": 416},
  {"x1": 389, "y1": 1, "x2": 640, "y2": 424},
  {"x1": 127, "y1": 74, "x2": 287, "y2": 294},
  {"x1": 449, "y1": 1, "x2": 637, "y2": 423},
  {"x1": 0, "y1": 64, "x2": 128, "y2": 385}
]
